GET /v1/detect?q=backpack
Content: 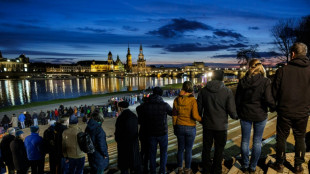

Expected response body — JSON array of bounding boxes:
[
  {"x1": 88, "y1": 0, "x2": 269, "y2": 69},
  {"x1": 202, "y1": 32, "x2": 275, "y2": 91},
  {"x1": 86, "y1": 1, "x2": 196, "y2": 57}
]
[
  {"x1": 77, "y1": 132, "x2": 95, "y2": 153},
  {"x1": 43, "y1": 127, "x2": 56, "y2": 153}
]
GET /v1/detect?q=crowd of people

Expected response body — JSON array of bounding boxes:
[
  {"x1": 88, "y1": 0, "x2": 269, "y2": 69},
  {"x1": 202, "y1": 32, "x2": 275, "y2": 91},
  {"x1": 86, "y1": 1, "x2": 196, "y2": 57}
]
[{"x1": 0, "y1": 42, "x2": 309, "y2": 174}]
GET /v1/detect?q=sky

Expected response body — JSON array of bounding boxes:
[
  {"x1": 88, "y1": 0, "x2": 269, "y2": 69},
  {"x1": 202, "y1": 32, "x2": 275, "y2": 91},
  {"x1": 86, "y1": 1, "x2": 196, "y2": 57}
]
[{"x1": 0, "y1": 0, "x2": 309, "y2": 67}]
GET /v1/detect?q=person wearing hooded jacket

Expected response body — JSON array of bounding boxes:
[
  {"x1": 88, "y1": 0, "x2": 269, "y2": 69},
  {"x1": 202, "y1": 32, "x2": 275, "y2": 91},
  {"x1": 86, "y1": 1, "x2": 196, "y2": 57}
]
[
  {"x1": 197, "y1": 70, "x2": 238, "y2": 174},
  {"x1": 235, "y1": 59, "x2": 275, "y2": 173},
  {"x1": 85, "y1": 112, "x2": 109, "y2": 174},
  {"x1": 172, "y1": 81, "x2": 202, "y2": 174},
  {"x1": 270, "y1": 42, "x2": 310, "y2": 174}
]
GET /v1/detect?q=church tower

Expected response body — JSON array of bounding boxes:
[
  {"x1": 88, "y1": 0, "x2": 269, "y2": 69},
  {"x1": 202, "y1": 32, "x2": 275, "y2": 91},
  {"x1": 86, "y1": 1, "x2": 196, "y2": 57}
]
[
  {"x1": 126, "y1": 44, "x2": 132, "y2": 72},
  {"x1": 107, "y1": 51, "x2": 113, "y2": 71},
  {"x1": 137, "y1": 44, "x2": 146, "y2": 68}
]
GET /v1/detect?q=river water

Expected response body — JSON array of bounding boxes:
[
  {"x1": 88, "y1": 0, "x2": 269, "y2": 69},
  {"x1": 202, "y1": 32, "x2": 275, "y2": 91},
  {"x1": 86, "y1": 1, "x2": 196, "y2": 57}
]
[{"x1": 0, "y1": 76, "x2": 206, "y2": 108}]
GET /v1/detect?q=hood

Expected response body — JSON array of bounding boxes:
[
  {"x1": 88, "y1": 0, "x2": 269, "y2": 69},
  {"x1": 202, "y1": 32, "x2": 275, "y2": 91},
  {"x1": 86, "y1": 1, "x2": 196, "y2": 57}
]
[
  {"x1": 176, "y1": 92, "x2": 195, "y2": 106},
  {"x1": 289, "y1": 56, "x2": 310, "y2": 67},
  {"x1": 240, "y1": 74, "x2": 264, "y2": 89},
  {"x1": 148, "y1": 94, "x2": 163, "y2": 103},
  {"x1": 87, "y1": 118, "x2": 101, "y2": 132},
  {"x1": 205, "y1": 80, "x2": 225, "y2": 93}
]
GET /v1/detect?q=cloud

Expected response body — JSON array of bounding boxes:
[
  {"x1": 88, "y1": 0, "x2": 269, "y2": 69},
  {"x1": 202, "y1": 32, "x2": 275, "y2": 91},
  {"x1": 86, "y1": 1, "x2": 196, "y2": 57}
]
[
  {"x1": 211, "y1": 51, "x2": 281, "y2": 59},
  {"x1": 147, "y1": 18, "x2": 213, "y2": 38},
  {"x1": 122, "y1": 26, "x2": 139, "y2": 32},
  {"x1": 2, "y1": 50, "x2": 98, "y2": 57},
  {"x1": 165, "y1": 43, "x2": 247, "y2": 52},
  {"x1": 248, "y1": 26, "x2": 260, "y2": 30},
  {"x1": 213, "y1": 29, "x2": 245, "y2": 39},
  {"x1": 1, "y1": 23, "x2": 43, "y2": 30},
  {"x1": 77, "y1": 27, "x2": 110, "y2": 33},
  {"x1": 149, "y1": 44, "x2": 164, "y2": 48}
]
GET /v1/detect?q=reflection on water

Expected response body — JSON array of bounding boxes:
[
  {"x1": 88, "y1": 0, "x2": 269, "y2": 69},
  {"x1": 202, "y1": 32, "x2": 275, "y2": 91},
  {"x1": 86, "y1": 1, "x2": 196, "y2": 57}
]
[{"x1": 0, "y1": 77, "x2": 202, "y2": 108}]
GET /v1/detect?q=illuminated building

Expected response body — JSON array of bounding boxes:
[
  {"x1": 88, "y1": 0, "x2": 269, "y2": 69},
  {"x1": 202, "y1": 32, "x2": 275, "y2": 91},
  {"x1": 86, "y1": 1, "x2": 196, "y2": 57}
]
[
  {"x1": 0, "y1": 52, "x2": 30, "y2": 72},
  {"x1": 90, "y1": 51, "x2": 124, "y2": 72},
  {"x1": 132, "y1": 44, "x2": 151, "y2": 74},
  {"x1": 126, "y1": 44, "x2": 132, "y2": 72}
]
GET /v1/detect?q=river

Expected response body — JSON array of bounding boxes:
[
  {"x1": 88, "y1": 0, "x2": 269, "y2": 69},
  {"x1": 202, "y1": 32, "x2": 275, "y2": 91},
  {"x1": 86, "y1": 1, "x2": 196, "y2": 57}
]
[{"x1": 0, "y1": 76, "x2": 206, "y2": 108}]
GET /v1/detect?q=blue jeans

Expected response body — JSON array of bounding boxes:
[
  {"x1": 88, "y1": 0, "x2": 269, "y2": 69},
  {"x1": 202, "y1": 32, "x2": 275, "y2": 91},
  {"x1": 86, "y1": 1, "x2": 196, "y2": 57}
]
[
  {"x1": 67, "y1": 157, "x2": 85, "y2": 174},
  {"x1": 175, "y1": 125, "x2": 196, "y2": 169},
  {"x1": 149, "y1": 134, "x2": 168, "y2": 174},
  {"x1": 241, "y1": 119, "x2": 267, "y2": 171}
]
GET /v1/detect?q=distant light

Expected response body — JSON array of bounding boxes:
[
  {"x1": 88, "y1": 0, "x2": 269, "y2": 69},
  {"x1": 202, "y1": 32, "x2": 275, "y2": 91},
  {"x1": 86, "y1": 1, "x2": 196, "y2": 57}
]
[
  {"x1": 7, "y1": 60, "x2": 10, "y2": 62},
  {"x1": 208, "y1": 72, "x2": 213, "y2": 77}
]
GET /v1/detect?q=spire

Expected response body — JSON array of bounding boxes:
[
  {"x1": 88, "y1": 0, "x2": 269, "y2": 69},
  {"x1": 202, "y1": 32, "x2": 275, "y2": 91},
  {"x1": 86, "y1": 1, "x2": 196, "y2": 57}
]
[{"x1": 127, "y1": 43, "x2": 131, "y2": 55}]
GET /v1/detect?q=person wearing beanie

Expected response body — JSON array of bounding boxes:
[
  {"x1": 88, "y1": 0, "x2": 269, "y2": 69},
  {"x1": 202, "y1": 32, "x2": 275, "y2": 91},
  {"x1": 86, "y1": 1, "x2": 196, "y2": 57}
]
[
  {"x1": 43, "y1": 120, "x2": 57, "y2": 174},
  {"x1": 115, "y1": 101, "x2": 140, "y2": 174},
  {"x1": 62, "y1": 114, "x2": 85, "y2": 174},
  {"x1": 0, "y1": 128, "x2": 15, "y2": 174},
  {"x1": 10, "y1": 130, "x2": 29, "y2": 174},
  {"x1": 85, "y1": 112, "x2": 109, "y2": 173},
  {"x1": 24, "y1": 126, "x2": 45, "y2": 174}
]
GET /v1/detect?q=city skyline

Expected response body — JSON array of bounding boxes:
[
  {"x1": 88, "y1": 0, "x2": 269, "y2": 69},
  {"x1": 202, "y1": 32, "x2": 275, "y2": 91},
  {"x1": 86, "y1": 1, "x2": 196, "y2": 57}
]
[{"x1": 0, "y1": 0, "x2": 309, "y2": 67}]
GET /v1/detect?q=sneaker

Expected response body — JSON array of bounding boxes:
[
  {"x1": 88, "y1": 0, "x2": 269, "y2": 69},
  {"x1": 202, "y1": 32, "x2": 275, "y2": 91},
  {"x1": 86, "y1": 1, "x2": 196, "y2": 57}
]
[
  {"x1": 269, "y1": 162, "x2": 284, "y2": 173},
  {"x1": 295, "y1": 165, "x2": 304, "y2": 174},
  {"x1": 241, "y1": 167, "x2": 249, "y2": 174},
  {"x1": 249, "y1": 168, "x2": 256, "y2": 174},
  {"x1": 178, "y1": 167, "x2": 183, "y2": 174}
]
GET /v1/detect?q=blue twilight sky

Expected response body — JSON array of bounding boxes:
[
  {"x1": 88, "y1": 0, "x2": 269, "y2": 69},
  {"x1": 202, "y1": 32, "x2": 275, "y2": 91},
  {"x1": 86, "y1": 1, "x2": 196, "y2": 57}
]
[{"x1": 0, "y1": 0, "x2": 309, "y2": 67}]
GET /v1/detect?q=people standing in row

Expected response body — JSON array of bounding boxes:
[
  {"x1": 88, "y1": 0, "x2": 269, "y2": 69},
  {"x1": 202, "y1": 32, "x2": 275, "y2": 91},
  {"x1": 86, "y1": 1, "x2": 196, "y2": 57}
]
[
  {"x1": 197, "y1": 70, "x2": 238, "y2": 174},
  {"x1": 173, "y1": 81, "x2": 201, "y2": 174},
  {"x1": 115, "y1": 101, "x2": 140, "y2": 174},
  {"x1": 270, "y1": 42, "x2": 310, "y2": 174},
  {"x1": 62, "y1": 115, "x2": 85, "y2": 174},
  {"x1": 235, "y1": 59, "x2": 275, "y2": 173},
  {"x1": 85, "y1": 112, "x2": 109, "y2": 174}
]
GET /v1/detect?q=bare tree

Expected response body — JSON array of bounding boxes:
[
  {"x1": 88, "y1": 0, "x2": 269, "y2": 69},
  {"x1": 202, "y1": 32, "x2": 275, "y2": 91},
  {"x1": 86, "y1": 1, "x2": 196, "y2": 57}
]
[
  {"x1": 271, "y1": 19, "x2": 297, "y2": 63},
  {"x1": 296, "y1": 15, "x2": 310, "y2": 57},
  {"x1": 236, "y1": 45, "x2": 260, "y2": 66}
]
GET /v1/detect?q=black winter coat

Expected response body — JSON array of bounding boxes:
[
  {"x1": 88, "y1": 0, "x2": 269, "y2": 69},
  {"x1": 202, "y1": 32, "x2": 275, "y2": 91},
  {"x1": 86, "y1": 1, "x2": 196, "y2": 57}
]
[
  {"x1": 197, "y1": 80, "x2": 238, "y2": 130},
  {"x1": 115, "y1": 109, "x2": 140, "y2": 170},
  {"x1": 85, "y1": 119, "x2": 109, "y2": 170},
  {"x1": 235, "y1": 74, "x2": 275, "y2": 122},
  {"x1": 272, "y1": 56, "x2": 310, "y2": 118},
  {"x1": 54, "y1": 123, "x2": 67, "y2": 159},
  {"x1": 0, "y1": 134, "x2": 15, "y2": 168},
  {"x1": 1, "y1": 115, "x2": 10, "y2": 125},
  {"x1": 138, "y1": 94, "x2": 172, "y2": 137},
  {"x1": 10, "y1": 138, "x2": 29, "y2": 171}
]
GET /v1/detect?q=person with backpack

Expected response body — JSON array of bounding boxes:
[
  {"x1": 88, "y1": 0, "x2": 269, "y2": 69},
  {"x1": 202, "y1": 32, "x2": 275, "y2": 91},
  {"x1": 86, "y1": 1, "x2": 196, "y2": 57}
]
[
  {"x1": 115, "y1": 101, "x2": 140, "y2": 174},
  {"x1": 43, "y1": 120, "x2": 57, "y2": 174},
  {"x1": 24, "y1": 126, "x2": 45, "y2": 174},
  {"x1": 85, "y1": 112, "x2": 109, "y2": 173},
  {"x1": 62, "y1": 115, "x2": 85, "y2": 174}
]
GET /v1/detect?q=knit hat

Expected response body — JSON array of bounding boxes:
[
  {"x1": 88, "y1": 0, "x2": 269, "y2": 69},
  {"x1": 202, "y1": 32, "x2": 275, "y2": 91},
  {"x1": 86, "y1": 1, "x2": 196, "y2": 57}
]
[
  {"x1": 30, "y1": 126, "x2": 39, "y2": 133},
  {"x1": 69, "y1": 115, "x2": 78, "y2": 124},
  {"x1": 15, "y1": 130, "x2": 24, "y2": 137},
  {"x1": 7, "y1": 128, "x2": 15, "y2": 135},
  {"x1": 118, "y1": 101, "x2": 129, "y2": 108}
]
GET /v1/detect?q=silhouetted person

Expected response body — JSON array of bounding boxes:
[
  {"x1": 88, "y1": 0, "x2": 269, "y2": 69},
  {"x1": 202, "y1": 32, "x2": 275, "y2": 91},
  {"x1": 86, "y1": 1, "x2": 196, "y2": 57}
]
[
  {"x1": 0, "y1": 128, "x2": 15, "y2": 174},
  {"x1": 115, "y1": 101, "x2": 140, "y2": 174},
  {"x1": 10, "y1": 130, "x2": 29, "y2": 174},
  {"x1": 271, "y1": 42, "x2": 310, "y2": 174}
]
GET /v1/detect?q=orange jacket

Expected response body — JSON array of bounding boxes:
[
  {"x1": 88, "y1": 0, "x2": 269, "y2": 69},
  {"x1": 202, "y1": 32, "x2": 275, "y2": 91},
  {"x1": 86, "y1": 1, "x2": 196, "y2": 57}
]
[{"x1": 172, "y1": 91, "x2": 202, "y2": 126}]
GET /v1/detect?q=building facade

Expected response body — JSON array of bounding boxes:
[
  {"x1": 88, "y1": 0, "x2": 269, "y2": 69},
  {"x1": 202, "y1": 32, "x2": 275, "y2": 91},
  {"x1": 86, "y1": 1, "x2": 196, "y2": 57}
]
[
  {"x1": 0, "y1": 52, "x2": 30, "y2": 72},
  {"x1": 90, "y1": 51, "x2": 124, "y2": 72}
]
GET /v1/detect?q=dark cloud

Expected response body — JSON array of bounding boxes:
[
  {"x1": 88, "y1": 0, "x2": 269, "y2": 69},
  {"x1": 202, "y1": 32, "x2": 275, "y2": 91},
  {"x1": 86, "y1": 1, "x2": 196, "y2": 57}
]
[
  {"x1": 248, "y1": 26, "x2": 260, "y2": 30},
  {"x1": 122, "y1": 26, "x2": 139, "y2": 32},
  {"x1": 211, "y1": 51, "x2": 281, "y2": 59},
  {"x1": 149, "y1": 44, "x2": 164, "y2": 48},
  {"x1": 213, "y1": 30, "x2": 245, "y2": 39},
  {"x1": 1, "y1": 23, "x2": 43, "y2": 30},
  {"x1": 165, "y1": 43, "x2": 247, "y2": 52},
  {"x1": 2, "y1": 50, "x2": 98, "y2": 57},
  {"x1": 31, "y1": 57, "x2": 77, "y2": 64},
  {"x1": 77, "y1": 27, "x2": 110, "y2": 33},
  {"x1": 147, "y1": 18, "x2": 213, "y2": 38}
]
